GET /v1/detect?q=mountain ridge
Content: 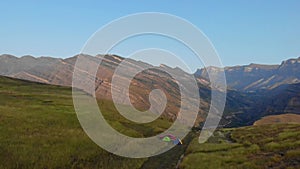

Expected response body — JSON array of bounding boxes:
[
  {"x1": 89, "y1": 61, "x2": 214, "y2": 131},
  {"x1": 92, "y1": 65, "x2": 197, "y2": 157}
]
[
  {"x1": 195, "y1": 56, "x2": 300, "y2": 91},
  {"x1": 1, "y1": 54, "x2": 300, "y2": 127}
]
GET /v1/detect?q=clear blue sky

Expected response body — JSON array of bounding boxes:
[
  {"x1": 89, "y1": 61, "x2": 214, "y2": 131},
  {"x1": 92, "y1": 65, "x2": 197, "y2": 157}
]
[{"x1": 1, "y1": 0, "x2": 300, "y2": 67}]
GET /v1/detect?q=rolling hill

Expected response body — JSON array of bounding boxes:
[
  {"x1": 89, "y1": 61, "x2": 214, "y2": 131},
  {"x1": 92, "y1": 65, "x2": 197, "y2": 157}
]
[
  {"x1": 0, "y1": 75, "x2": 190, "y2": 169},
  {"x1": 0, "y1": 76, "x2": 147, "y2": 168},
  {"x1": 254, "y1": 114, "x2": 300, "y2": 126}
]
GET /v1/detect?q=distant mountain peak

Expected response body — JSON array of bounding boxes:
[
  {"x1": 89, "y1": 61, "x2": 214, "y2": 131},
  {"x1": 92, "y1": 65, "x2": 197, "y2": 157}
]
[
  {"x1": 21, "y1": 55, "x2": 35, "y2": 59},
  {"x1": 281, "y1": 57, "x2": 300, "y2": 65},
  {"x1": 0, "y1": 54, "x2": 17, "y2": 59},
  {"x1": 194, "y1": 56, "x2": 300, "y2": 91}
]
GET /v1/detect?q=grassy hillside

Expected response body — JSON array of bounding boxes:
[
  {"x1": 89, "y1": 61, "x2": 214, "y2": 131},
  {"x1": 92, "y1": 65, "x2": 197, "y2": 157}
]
[
  {"x1": 0, "y1": 76, "x2": 172, "y2": 169},
  {"x1": 179, "y1": 124, "x2": 300, "y2": 169},
  {"x1": 254, "y1": 114, "x2": 300, "y2": 126}
]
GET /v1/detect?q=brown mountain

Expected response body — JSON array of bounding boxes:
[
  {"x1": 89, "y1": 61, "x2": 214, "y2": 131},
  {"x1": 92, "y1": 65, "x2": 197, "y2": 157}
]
[
  {"x1": 0, "y1": 54, "x2": 211, "y2": 125},
  {"x1": 1, "y1": 54, "x2": 300, "y2": 128}
]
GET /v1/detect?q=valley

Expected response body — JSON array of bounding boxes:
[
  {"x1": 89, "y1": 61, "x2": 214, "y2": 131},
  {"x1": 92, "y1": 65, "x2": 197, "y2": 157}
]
[
  {"x1": 0, "y1": 74, "x2": 299, "y2": 169},
  {"x1": 0, "y1": 55, "x2": 300, "y2": 168}
]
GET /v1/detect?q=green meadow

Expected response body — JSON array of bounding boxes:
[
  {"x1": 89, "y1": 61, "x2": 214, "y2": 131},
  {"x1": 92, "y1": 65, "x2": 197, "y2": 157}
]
[
  {"x1": 0, "y1": 76, "x2": 188, "y2": 169},
  {"x1": 0, "y1": 77, "x2": 148, "y2": 169},
  {"x1": 180, "y1": 124, "x2": 300, "y2": 169}
]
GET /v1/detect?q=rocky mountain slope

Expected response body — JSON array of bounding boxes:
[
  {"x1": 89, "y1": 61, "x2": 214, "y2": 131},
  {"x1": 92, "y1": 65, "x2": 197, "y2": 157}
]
[
  {"x1": 225, "y1": 82, "x2": 300, "y2": 127},
  {"x1": 0, "y1": 54, "x2": 211, "y2": 125},
  {"x1": 195, "y1": 57, "x2": 300, "y2": 91},
  {"x1": 1, "y1": 54, "x2": 300, "y2": 127}
]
